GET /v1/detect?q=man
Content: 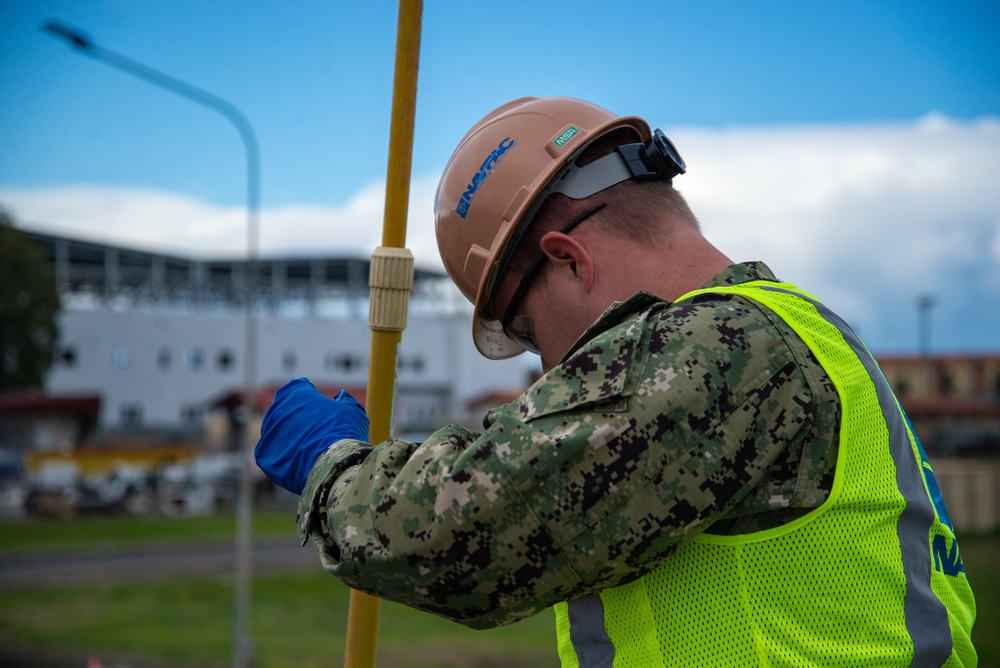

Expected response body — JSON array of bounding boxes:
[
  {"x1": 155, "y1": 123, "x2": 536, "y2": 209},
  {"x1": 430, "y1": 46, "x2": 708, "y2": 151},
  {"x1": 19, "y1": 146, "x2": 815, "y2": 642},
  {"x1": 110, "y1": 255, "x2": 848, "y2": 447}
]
[{"x1": 255, "y1": 97, "x2": 976, "y2": 666}]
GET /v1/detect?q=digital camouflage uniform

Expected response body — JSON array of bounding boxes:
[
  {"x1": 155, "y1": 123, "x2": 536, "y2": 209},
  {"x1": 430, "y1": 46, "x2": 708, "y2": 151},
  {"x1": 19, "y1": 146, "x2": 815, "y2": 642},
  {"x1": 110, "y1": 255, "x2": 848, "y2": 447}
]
[{"x1": 297, "y1": 261, "x2": 841, "y2": 629}]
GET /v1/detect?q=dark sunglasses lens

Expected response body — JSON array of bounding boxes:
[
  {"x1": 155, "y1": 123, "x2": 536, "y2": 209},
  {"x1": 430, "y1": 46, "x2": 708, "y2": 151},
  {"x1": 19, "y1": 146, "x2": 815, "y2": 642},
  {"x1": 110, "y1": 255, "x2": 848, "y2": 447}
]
[{"x1": 504, "y1": 314, "x2": 540, "y2": 354}]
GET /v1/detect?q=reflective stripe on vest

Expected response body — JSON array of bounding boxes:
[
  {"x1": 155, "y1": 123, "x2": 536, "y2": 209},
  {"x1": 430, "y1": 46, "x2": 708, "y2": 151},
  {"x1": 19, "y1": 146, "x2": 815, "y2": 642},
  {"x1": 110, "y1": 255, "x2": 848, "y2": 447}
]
[{"x1": 566, "y1": 595, "x2": 615, "y2": 668}]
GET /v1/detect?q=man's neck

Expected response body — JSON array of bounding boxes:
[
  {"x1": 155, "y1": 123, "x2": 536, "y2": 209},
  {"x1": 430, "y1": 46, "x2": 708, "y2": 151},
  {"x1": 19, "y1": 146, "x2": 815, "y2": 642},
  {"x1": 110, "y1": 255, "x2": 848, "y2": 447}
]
[{"x1": 604, "y1": 224, "x2": 734, "y2": 304}]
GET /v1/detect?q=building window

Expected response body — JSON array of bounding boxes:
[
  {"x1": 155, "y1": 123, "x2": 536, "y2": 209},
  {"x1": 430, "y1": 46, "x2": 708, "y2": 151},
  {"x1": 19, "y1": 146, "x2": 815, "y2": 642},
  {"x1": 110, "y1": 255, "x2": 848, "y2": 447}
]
[
  {"x1": 157, "y1": 347, "x2": 171, "y2": 371},
  {"x1": 184, "y1": 347, "x2": 203, "y2": 372},
  {"x1": 112, "y1": 344, "x2": 130, "y2": 370},
  {"x1": 283, "y1": 351, "x2": 297, "y2": 372},
  {"x1": 397, "y1": 355, "x2": 426, "y2": 374},
  {"x1": 217, "y1": 349, "x2": 235, "y2": 371},
  {"x1": 180, "y1": 404, "x2": 203, "y2": 426},
  {"x1": 121, "y1": 403, "x2": 143, "y2": 428},
  {"x1": 326, "y1": 353, "x2": 361, "y2": 372},
  {"x1": 342, "y1": 354, "x2": 357, "y2": 371},
  {"x1": 939, "y1": 373, "x2": 954, "y2": 396},
  {"x1": 60, "y1": 346, "x2": 77, "y2": 367}
]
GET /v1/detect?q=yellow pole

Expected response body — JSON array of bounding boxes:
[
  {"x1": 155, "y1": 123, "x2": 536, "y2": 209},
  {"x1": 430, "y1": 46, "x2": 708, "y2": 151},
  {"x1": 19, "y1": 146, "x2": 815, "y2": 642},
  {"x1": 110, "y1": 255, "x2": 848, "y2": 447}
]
[{"x1": 345, "y1": 2, "x2": 422, "y2": 667}]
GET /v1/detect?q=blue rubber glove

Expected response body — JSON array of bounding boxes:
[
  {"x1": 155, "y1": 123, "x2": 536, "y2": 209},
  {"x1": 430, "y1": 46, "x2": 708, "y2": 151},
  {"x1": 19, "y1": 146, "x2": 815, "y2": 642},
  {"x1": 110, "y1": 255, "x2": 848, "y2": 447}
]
[{"x1": 254, "y1": 378, "x2": 369, "y2": 495}]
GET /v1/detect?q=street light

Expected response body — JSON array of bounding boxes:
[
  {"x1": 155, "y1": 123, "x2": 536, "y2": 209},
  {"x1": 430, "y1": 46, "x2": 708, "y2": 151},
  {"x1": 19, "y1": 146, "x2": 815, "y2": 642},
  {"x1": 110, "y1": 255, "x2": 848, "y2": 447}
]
[
  {"x1": 43, "y1": 20, "x2": 260, "y2": 668},
  {"x1": 918, "y1": 294, "x2": 937, "y2": 357}
]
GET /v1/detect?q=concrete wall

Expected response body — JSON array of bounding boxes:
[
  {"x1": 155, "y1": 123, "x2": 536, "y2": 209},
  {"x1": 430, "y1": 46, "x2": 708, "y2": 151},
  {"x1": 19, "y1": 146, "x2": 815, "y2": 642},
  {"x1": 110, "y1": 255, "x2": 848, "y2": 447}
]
[
  {"x1": 930, "y1": 457, "x2": 1000, "y2": 534},
  {"x1": 47, "y1": 308, "x2": 538, "y2": 433}
]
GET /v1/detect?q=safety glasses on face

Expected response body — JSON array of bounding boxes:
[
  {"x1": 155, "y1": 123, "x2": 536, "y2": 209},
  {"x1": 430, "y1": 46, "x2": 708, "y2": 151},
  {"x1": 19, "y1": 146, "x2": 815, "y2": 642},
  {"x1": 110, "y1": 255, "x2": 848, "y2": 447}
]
[{"x1": 499, "y1": 204, "x2": 607, "y2": 353}]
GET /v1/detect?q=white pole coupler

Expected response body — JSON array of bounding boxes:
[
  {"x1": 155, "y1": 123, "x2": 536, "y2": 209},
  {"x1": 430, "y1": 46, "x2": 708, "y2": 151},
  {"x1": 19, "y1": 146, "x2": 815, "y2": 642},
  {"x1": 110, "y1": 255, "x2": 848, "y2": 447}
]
[{"x1": 369, "y1": 246, "x2": 414, "y2": 332}]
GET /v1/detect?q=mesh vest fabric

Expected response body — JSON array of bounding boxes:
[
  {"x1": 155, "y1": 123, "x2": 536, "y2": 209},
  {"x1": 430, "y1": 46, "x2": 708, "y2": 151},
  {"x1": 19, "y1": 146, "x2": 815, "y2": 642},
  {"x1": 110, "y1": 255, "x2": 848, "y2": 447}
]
[{"x1": 555, "y1": 281, "x2": 976, "y2": 668}]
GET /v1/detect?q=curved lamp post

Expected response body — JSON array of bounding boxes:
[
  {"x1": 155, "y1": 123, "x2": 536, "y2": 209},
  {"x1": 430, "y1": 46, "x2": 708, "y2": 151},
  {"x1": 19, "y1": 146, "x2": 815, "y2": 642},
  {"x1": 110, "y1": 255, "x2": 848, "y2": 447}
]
[{"x1": 42, "y1": 20, "x2": 260, "y2": 668}]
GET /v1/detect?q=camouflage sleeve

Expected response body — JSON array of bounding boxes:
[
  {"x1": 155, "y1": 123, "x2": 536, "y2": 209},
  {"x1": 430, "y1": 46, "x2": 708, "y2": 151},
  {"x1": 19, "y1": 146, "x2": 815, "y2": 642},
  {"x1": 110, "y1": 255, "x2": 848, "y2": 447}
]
[{"x1": 296, "y1": 296, "x2": 816, "y2": 629}]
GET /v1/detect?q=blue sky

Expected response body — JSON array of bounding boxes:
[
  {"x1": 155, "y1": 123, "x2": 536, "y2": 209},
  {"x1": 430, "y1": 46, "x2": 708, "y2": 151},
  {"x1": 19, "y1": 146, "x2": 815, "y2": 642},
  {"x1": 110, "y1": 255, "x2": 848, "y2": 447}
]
[{"x1": 1, "y1": 1, "x2": 998, "y2": 355}]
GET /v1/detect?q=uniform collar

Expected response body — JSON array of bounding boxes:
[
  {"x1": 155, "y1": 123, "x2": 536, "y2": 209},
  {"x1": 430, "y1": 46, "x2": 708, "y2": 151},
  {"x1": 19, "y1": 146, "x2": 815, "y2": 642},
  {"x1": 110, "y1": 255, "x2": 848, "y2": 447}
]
[{"x1": 562, "y1": 261, "x2": 779, "y2": 361}]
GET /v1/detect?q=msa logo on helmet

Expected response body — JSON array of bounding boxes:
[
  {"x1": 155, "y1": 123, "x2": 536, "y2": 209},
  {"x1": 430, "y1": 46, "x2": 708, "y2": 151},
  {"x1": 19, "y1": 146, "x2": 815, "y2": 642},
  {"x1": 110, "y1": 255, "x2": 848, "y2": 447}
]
[
  {"x1": 456, "y1": 137, "x2": 516, "y2": 219},
  {"x1": 553, "y1": 126, "x2": 579, "y2": 147}
]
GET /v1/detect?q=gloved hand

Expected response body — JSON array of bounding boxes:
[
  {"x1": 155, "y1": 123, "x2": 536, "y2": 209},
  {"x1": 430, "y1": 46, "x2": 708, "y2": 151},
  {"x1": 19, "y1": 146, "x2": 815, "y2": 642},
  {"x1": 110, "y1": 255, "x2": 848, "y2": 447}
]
[{"x1": 254, "y1": 378, "x2": 369, "y2": 495}]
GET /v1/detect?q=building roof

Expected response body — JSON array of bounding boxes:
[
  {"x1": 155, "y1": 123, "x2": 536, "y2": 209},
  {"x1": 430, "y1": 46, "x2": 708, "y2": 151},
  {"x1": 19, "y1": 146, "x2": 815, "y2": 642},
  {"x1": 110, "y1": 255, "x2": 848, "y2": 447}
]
[
  {"x1": 877, "y1": 353, "x2": 1000, "y2": 365},
  {"x1": 0, "y1": 390, "x2": 101, "y2": 417},
  {"x1": 899, "y1": 396, "x2": 1000, "y2": 419},
  {"x1": 24, "y1": 227, "x2": 449, "y2": 310}
]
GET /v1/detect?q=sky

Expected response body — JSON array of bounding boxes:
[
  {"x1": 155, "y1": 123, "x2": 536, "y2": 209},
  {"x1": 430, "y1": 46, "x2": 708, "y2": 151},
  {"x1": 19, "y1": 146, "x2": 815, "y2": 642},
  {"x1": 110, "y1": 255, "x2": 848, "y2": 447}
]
[{"x1": 1, "y1": 0, "x2": 998, "y2": 356}]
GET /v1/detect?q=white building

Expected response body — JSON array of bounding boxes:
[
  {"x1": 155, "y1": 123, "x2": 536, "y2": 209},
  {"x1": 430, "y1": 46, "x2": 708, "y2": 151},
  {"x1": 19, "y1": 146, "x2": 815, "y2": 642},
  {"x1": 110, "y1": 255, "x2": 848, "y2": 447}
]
[{"x1": 30, "y1": 229, "x2": 537, "y2": 440}]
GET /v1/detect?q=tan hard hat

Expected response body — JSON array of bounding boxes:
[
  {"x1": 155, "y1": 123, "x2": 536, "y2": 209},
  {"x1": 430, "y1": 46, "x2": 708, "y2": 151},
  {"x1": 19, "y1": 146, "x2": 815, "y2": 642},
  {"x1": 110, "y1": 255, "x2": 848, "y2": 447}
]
[{"x1": 434, "y1": 96, "x2": 651, "y2": 359}]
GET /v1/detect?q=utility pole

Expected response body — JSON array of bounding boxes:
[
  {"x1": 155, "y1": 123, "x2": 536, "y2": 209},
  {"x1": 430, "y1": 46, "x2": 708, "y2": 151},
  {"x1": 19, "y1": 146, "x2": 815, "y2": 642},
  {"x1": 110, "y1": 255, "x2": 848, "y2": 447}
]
[{"x1": 918, "y1": 294, "x2": 936, "y2": 357}]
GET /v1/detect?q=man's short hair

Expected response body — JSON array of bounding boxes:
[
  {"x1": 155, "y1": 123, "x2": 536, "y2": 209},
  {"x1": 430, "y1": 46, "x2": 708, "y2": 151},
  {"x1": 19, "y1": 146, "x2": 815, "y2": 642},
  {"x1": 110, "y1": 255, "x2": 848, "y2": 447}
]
[{"x1": 507, "y1": 128, "x2": 700, "y2": 274}]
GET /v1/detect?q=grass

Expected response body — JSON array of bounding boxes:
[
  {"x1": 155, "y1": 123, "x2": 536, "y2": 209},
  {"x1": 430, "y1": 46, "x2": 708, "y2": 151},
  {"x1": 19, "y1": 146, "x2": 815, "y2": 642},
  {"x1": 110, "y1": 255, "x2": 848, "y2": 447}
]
[
  {"x1": 963, "y1": 533, "x2": 1000, "y2": 666},
  {"x1": 0, "y1": 509, "x2": 295, "y2": 553},
  {"x1": 0, "y1": 514, "x2": 997, "y2": 667},
  {"x1": 0, "y1": 512, "x2": 556, "y2": 667},
  {"x1": 0, "y1": 571, "x2": 556, "y2": 667}
]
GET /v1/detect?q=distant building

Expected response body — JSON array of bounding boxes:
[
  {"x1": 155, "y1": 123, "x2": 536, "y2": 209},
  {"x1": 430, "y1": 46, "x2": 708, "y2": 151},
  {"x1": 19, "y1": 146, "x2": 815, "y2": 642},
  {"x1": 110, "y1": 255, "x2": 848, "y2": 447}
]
[
  {"x1": 0, "y1": 228, "x2": 536, "y2": 517},
  {"x1": 879, "y1": 354, "x2": 1000, "y2": 533},
  {"x1": 878, "y1": 354, "x2": 1000, "y2": 457},
  {"x1": 7, "y1": 228, "x2": 999, "y2": 529},
  {"x1": 20, "y1": 228, "x2": 536, "y2": 443}
]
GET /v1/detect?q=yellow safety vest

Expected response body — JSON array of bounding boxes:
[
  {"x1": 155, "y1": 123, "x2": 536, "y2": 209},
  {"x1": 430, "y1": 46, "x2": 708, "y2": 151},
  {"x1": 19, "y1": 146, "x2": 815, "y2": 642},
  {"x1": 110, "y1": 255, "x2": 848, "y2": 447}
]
[{"x1": 555, "y1": 281, "x2": 977, "y2": 667}]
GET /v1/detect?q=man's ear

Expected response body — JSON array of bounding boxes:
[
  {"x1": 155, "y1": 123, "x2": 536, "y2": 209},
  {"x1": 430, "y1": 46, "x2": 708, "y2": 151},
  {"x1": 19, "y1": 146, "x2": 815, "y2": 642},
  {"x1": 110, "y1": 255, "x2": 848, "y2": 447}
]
[{"x1": 539, "y1": 232, "x2": 594, "y2": 291}]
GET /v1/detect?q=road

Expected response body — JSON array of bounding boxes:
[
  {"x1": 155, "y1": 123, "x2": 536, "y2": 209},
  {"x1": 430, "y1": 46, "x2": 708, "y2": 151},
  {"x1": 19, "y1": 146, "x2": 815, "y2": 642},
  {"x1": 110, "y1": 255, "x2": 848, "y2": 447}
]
[{"x1": 0, "y1": 538, "x2": 317, "y2": 589}]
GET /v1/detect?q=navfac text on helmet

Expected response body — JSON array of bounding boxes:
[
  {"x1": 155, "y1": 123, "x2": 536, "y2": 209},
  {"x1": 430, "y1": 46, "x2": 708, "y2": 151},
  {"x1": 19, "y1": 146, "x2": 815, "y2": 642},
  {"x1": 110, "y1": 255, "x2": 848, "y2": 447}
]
[{"x1": 456, "y1": 137, "x2": 516, "y2": 219}]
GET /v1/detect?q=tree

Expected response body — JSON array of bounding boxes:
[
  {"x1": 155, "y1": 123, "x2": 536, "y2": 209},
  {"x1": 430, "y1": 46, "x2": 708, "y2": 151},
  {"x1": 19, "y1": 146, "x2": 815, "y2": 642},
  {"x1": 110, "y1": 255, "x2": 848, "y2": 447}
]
[{"x1": 0, "y1": 210, "x2": 61, "y2": 390}]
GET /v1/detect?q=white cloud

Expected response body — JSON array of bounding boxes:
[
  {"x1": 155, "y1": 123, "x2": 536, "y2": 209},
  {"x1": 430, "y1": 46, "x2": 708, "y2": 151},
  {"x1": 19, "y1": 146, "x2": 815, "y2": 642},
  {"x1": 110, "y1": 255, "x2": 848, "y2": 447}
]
[
  {"x1": 1, "y1": 184, "x2": 249, "y2": 257},
  {"x1": 3, "y1": 114, "x2": 999, "y2": 351},
  {"x1": 1, "y1": 175, "x2": 448, "y2": 271},
  {"x1": 669, "y1": 115, "x2": 1000, "y2": 337}
]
